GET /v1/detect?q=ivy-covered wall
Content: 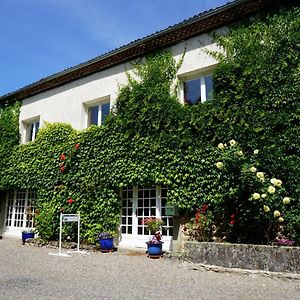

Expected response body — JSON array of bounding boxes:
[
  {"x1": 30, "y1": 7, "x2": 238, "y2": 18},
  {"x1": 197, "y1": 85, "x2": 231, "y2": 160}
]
[
  {"x1": 0, "y1": 5, "x2": 299, "y2": 245},
  {"x1": 0, "y1": 101, "x2": 20, "y2": 185}
]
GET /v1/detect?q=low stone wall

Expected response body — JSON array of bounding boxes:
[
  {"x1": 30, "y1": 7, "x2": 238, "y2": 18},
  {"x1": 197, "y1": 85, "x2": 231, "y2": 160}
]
[{"x1": 184, "y1": 242, "x2": 300, "y2": 274}]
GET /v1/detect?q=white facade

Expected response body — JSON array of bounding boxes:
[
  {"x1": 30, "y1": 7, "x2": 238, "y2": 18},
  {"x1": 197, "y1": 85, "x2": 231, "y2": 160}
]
[{"x1": 19, "y1": 32, "x2": 221, "y2": 142}]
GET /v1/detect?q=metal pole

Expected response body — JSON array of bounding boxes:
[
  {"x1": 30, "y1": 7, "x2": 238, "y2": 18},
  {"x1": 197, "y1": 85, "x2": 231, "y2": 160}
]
[
  {"x1": 59, "y1": 213, "x2": 62, "y2": 255},
  {"x1": 77, "y1": 214, "x2": 80, "y2": 253}
]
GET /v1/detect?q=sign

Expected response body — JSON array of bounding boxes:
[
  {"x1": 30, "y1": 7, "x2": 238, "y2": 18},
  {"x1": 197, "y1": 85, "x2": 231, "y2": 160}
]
[
  {"x1": 63, "y1": 214, "x2": 79, "y2": 222},
  {"x1": 49, "y1": 213, "x2": 82, "y2": 257},
  {"x1": 165, "y1": 205, "x2": 179, "y2": 216}
]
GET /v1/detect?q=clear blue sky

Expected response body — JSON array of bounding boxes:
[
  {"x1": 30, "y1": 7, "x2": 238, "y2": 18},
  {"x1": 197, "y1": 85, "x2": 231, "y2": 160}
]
[{"x1": 0, "y1": 0, "x2": 231, "y2": 96}]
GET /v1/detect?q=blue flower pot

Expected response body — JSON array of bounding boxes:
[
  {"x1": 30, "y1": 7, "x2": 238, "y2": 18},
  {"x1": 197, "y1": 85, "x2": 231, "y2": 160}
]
[
  {"x1": 22, "y1": 232, "x2": 35, "y2": 244},
  {"x1": 99, "y1": 237, "x2": 114, "y2": 252},
  {"x1": 146, "y1": 241, "x2": 163, "y2": 258}
]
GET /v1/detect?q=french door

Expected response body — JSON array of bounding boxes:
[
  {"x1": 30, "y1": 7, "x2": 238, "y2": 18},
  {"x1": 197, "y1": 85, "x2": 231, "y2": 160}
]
[
  {"x1": 4, "y1": 190, "x2": 36, "y2": 236},
  {"x1": 120, "y1": 186, "x2": 173, "y2": 250}
]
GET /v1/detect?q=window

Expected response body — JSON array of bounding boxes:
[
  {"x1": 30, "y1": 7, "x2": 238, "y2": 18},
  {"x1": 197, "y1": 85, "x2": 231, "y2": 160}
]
[
  {"x1": 24, "y1": 119, "x2": 40, "y2": 142},
  {"x1": 88, "y1": 101, "x2": 110, "y2": 126},
  {"x1": 184, "y1": 74, "x2": 213, "y2": 104}
]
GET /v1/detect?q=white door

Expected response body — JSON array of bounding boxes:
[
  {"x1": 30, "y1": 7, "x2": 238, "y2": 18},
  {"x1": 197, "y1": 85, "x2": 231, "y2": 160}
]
[
  {"x1": 119, "y1": 186, "x2": 173, "y2": 250},
  {"x1": 4, "y1": 190, "x2": 36, "y2": 237}
]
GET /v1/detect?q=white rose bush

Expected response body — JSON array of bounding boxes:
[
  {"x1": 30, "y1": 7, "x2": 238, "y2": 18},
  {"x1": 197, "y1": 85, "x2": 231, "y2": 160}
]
[{"x1": 214, "y1": 139, "x2": 298, "y2": 246}]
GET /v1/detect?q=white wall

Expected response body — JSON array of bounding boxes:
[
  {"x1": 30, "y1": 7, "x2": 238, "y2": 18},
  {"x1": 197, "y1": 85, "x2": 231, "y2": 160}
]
[{"x1": 19, "y1": 30, "x2": 222, "y2": 140}]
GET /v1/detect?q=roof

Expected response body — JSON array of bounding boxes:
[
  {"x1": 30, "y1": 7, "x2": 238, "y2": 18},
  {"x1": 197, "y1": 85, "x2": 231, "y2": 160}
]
[{"x1": 0, "y1": 0, "x2": 285, "y2": 105}]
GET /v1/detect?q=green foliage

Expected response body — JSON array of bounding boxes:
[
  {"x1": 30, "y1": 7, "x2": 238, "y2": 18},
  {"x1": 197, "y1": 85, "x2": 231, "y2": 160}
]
[
  {"x1": 213, "y1": 141, "x2": 299, "y2": 245},
  {"x1": 203, "y1": 7, "x2": 300, "y2": 198},
  {"x1": 0, "y1": 6, "x2": 299, "y2": 245},
  {"x1": 0, "y1": 102, "x2": 20, "y2": 189}
]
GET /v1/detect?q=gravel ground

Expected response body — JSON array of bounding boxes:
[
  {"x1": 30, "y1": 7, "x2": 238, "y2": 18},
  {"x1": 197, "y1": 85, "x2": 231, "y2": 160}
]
[{"x1": 0, "y1": 238, "x2": 299, "y2": 300}]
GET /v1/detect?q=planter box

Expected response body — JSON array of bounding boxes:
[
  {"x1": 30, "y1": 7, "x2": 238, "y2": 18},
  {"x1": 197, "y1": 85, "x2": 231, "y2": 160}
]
[{"x1": 184, "y1": 241, "x2": 300, "y2": 273}]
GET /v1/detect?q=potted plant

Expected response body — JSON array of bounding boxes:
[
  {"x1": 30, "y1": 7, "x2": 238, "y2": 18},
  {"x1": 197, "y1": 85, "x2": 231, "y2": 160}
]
[
  {"x1": 21, "y1": 229, "x2": 35, "y2": 244},
  {"x1": 98, "y1": 232, "x2": 114, "y2": 252},
  {"x1": 142, "y1": 217, "x2": 164, "y2": 258},
  {"x1": 22, "y1": 207, "x2": 35, "y2": 244}
]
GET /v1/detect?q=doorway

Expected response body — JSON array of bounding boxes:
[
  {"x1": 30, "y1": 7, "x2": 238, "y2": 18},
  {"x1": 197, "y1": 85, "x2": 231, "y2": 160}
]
[{"x1": 120, "y1": 186, "x2": 173, "y2": 250}]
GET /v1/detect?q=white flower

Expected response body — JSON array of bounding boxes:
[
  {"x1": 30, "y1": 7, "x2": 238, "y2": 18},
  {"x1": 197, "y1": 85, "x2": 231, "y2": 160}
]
[
  {"x1": 275, "y1": 179, "x2": 282, "y2": 187},
  {"x1": 254, "y1": 149, "x2": 259, "y2": 155},
  {"x1": 268, "y1": 186, "x2": 276, "y2": 194},
  {"x1": 263, "y1": 205, "x2": 270, "y2": 212},
  {"x1": 218, "y1": 143, "x2": 224, "y2": 149},
  {"x1": 270, "y1": 178, "x2": 277, "y2": 185},
  {"x1": 252, "y1": 193, "x2": 261, "y2": 200},
  {"x1": 250, "y1": 166, "x2": 257, "y2": 173},
  {"x1": 216, "y1": 162, "x2": 224, "y2": 169},
  {"x1": 273, "y1": 210, "x2": 281, "y2": 218},
  {"x1": 282, "y1": 197, "x2": 290, "y2": 205},
  {"x1": 229, "y1": 139, "x2": 236, "y2": 146},
  {"x1": 278, "y1": 217, "x2": 284, "y2": 223},
  {"x1": 256, "y1": 172, "x2": 264, "y2": 179},
  {"x1": 237, "y1": 150, "x2": 243, "y2": 156},
  {"x1": 261, "y1": 194, "x2": 267, "y2": 198}
]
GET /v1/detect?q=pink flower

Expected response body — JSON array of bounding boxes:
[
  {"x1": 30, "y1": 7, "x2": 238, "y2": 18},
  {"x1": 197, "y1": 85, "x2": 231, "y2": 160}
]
[
  {"x1": 75, "y1": 143, "x2": 80, "y2": 149},
  {"x1": 60, "y1": 165, "x2": 65, "y2": 173}
]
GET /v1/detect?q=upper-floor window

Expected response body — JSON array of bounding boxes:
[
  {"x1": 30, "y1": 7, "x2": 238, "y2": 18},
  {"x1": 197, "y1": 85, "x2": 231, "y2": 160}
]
[
  {"x1": 183, "y1": 74, "x2": 213, "y2": 104},
  {"x1": 88, "y1": 101, "x2": 110, "y2": 126},
  {"x1": 24, "y1": 119, "x2": 40, "y2": 142}
]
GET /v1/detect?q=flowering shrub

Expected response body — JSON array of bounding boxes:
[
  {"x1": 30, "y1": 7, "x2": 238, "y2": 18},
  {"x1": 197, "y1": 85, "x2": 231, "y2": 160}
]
[
  {"x1": 182, "y1": 139, "x2": 299, "y2": 245},
  {"x1": 182, "y1": 204, "x2": 213, "y2": 242},
  {"x1": 142, "y1": 217, "x2": 164, "y2": 235},
  {"x1": 211, "y1": 139, "x2": 298, "y2": 245}
]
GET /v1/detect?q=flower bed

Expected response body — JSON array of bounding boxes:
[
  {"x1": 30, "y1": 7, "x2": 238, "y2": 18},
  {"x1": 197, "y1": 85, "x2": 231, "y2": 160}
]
[{"x1": 184, "y1": 241, "x2": 300, "y2": 274}]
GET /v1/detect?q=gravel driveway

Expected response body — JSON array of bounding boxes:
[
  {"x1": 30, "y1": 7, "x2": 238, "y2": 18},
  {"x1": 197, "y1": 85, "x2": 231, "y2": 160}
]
[{"x1": 0, "y1": 238, "x2": 299, "y2": 300}]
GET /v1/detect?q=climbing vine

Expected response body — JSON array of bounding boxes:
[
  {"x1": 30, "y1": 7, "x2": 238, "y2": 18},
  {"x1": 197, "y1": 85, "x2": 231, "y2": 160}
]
[{"x1": 0, "y1": 5, "x2": 299, "y2": 245}]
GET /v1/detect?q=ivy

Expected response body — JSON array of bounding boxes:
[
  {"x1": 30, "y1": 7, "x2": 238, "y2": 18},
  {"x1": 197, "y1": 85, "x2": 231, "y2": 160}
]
[{"x1": 0, "y1": 6, "x2": 299, "y2": 245}]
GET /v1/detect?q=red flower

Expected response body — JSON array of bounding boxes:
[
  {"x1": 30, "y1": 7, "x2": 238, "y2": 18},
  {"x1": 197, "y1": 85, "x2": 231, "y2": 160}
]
[
  {"x1": 60, "y1": 153, "x2": 66, "y2": 161},
  {"x1": 201, "y1": 204, "x2": 209, "y2": 213},
  {"x1": 67, "y1": 198, "x2": 74, "y2": 205},
  {"x1": 75, "y1": 143, "x2": 80, "y2": 149},
  {"x1": 195, "y1": 212, "x2": 201, "y2": 222},
  {"x1": 230, "y1": 214, "x2": 235, "y2": 219},
  {"x1": 230, "y1": 220, "x2": 235, "y2": 225},
  {"x1": 60, "y1": 164, "x2": 65, "y2": 173}
]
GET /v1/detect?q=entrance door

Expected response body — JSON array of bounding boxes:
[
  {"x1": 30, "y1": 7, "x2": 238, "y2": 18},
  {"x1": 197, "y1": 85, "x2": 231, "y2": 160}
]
[
  {"x1": 120, "y1": 186, "x2": 173, "y2": 250},
  {"x1": 4, "y1": 190, "x2": 36, "y2": 237}
]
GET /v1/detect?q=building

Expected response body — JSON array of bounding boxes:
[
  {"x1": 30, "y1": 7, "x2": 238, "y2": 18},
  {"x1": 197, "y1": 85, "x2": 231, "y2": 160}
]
[{"x1": 0, "y1": 0, "x2": 286, "y2": 250}]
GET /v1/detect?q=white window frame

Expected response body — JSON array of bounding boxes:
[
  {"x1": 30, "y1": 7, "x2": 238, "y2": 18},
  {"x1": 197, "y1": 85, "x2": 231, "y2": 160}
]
[
  {"x1": 84, "y1": 96, "x2": 110, "y2": 127},
  {"x1": 119, "y1": 186, "x2": 173, "y2": 251},
  {"x1": 4, "y1": 190, "x2": 36, "y2": 236},
  {"x1": 22, "y1": 117, "x2": 41, "y2": 143},
  {"x1": 178, "y1": 66, "x2": 216, "y2": 104}
]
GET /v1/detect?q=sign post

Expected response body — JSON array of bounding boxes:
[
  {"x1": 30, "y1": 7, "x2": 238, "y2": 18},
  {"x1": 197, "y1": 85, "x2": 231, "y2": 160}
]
[{"x1": 49, "y1": 213, "x2": 87, "y2": 257}]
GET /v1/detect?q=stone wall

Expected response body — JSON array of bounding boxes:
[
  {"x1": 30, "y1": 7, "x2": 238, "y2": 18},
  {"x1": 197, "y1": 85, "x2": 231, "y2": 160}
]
[{"x1": 184, "y1": 242, "x2": 300, "y2": 273}]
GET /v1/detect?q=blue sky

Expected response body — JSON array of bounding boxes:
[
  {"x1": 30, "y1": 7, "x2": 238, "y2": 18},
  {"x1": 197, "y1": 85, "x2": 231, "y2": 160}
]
[{"x1": 0, "y1": 0, "x2": 231, "y2": 96}]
